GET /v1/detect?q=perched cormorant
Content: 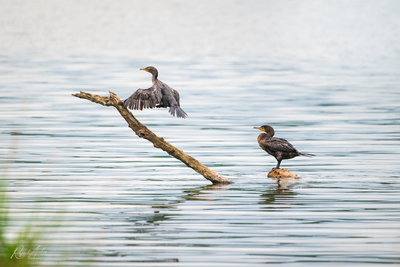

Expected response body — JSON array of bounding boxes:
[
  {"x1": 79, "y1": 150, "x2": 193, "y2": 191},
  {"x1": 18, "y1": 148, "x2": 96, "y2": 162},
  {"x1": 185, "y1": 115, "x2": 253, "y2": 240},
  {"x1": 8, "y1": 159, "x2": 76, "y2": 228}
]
[
  {"x1": 121, "y1": 66, "x2": 187, "y2": 118},
  {"x1": 254, "y1": 125, "x2": 314, "y2": 171}
]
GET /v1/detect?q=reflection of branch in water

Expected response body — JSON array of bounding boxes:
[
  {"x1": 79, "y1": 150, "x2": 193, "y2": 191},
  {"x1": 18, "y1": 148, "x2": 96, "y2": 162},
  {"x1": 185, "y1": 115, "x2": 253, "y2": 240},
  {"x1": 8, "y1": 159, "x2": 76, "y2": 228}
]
[
  {"x1": 120, "y1": 184, "x2": 231, "y2": 229},
  {"x1": 182, "y1": 184, "x2": 231, "y2": 201},
  {"x1": 117, "y1": 184, "x2": 231, "y2": 227}
]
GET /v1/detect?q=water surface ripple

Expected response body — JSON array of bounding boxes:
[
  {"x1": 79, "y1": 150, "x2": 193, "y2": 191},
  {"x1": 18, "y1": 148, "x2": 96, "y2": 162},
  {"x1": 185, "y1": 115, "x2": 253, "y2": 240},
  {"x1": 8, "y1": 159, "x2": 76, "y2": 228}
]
[
  {"x1": 1, "y1": 55, "x2": 399, "y2": 266},
  {"x1": 1, "y1": 1, "x2": 400, "y2": 266}
]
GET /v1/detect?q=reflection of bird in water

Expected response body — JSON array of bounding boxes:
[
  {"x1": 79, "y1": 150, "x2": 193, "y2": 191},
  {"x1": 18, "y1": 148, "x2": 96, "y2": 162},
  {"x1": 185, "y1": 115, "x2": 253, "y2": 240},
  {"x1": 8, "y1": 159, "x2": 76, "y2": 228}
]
[
  {"x1": 254, "y1": 125, "x2": 314, "y2": 171},
  {"x1": 121, "y1": 66, "x2": 187, "y2": 118}
]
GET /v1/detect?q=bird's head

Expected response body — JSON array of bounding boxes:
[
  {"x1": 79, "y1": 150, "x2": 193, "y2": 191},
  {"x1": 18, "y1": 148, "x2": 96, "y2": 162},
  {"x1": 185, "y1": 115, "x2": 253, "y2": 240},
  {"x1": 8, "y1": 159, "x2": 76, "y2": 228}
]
[
  {"x1": 140, "y1": 66, "x2": 158, "y2": 79},
  {"x1": 253, "y1": 125, "x2": 275, "y2": 137}
]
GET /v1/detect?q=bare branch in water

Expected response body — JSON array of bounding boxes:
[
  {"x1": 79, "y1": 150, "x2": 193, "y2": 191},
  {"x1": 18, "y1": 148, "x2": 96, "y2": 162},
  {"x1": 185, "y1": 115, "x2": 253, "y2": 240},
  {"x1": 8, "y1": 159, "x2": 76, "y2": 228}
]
[{"x1": 72, "y1": 91, "x2": 234, "y2": 184}]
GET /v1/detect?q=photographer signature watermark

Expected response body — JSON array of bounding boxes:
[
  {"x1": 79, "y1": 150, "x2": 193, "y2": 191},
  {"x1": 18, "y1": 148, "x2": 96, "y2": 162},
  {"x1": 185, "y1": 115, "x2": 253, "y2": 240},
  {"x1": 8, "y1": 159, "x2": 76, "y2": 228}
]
[{"x1": 10, "y1": 245, "x2": 47, "y2": 260}]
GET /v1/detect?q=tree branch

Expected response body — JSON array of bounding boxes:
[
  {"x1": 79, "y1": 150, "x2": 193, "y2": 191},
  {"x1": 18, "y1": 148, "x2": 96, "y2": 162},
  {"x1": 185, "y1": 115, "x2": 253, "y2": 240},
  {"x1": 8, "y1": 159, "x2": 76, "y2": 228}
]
[{"x1": 72, "y1": 91, "x2": 234, "y2": 184}]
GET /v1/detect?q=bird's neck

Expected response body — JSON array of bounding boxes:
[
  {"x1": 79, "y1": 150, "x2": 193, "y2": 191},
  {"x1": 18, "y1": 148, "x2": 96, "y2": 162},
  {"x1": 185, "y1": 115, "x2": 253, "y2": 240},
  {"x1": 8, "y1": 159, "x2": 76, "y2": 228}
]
[
  {"x1": 259, "y1": 133, "x2": 273, "y2": 140},
  {"x1": 152, "y1": 74, "x2": 158, "y2": 83}
]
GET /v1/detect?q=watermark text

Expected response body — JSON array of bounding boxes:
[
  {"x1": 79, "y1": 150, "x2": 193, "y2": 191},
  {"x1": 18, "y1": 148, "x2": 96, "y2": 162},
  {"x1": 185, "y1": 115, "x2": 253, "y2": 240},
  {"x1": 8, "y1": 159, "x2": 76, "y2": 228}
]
[{"x1": 10, "y1": 245, "x2": 47, "y2": 260}]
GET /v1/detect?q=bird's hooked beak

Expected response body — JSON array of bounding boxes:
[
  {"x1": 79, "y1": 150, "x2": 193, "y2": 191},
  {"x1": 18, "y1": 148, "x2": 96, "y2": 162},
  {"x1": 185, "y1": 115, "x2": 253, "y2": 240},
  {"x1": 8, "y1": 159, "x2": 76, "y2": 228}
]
[
  {"x1": 253, "y1": 126, "x2": 265, "y2": 132},
  {"x1": 140, "y1": 68, "x2": 148, "y2": 72}
]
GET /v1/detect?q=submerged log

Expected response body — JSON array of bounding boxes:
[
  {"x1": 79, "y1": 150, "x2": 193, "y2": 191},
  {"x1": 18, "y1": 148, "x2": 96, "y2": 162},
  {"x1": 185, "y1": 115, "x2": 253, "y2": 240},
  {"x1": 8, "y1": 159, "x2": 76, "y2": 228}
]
[
  {"x1": 72, "y1": 91, "x2": 234, "y2": 184},
  {"x1": 267, "y1": 168, "x2": 297, "y2": 178}
]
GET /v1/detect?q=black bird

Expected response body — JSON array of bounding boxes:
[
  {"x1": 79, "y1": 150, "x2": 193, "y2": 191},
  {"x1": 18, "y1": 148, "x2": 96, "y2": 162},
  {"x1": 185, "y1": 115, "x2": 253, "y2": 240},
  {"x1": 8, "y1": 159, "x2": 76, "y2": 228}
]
[
  {"x1": 121, "y1": 66, "x2": 187, "y2": 118},
  {"x1": 254, "y1": 125, "x2": 314, "y2": 171}
]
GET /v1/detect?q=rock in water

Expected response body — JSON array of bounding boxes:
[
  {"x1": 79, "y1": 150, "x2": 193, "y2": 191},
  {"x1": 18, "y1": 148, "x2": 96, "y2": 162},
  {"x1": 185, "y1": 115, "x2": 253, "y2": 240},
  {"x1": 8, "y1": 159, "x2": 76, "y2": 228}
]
[{"x1": 267, "y1": 168, "x2": 297, "y2": 178}]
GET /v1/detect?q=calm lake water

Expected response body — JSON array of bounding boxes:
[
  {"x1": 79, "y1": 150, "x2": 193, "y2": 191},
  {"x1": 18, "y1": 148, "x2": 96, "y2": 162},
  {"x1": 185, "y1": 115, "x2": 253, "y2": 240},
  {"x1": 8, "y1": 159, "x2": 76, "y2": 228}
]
[{"x1": 1, "y1": 1, "x2": 400, "y2": 266}]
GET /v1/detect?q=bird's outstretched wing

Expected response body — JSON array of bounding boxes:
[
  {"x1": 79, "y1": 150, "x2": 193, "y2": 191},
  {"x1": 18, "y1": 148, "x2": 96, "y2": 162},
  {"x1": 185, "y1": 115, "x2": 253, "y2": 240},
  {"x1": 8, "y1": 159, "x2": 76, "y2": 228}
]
[{"x1": 122, "y1": 87, "x2": 161, "y2": 110}]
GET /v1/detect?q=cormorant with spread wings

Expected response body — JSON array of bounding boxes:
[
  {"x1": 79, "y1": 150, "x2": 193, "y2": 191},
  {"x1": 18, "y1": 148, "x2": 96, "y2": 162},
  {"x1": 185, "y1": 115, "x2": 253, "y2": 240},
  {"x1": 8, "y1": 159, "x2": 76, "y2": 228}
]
[
  {"x1": 254, "y1": 125, "x2": 314, "y2": 171},
  {"x1": 121, "y1": 66, "x2": 187, "y2": 118}
]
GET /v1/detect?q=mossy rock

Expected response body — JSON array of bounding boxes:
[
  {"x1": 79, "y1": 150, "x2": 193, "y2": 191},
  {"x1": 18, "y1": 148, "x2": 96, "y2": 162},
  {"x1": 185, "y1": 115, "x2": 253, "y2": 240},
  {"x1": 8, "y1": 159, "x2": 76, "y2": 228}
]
[{"x1": 267, "y1": 168, "x2": 297, "y2": 178}]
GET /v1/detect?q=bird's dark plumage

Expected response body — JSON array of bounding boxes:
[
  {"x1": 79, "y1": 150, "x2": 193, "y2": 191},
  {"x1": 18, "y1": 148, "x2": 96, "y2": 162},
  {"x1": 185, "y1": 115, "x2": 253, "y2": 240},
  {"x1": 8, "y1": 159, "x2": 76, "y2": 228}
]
[
  {"x1": 121, "y1": 66, "x2": 187, "y2": 118},
  {"x1": 254, "y1": 125, "x2": 314, "y2": 171}
]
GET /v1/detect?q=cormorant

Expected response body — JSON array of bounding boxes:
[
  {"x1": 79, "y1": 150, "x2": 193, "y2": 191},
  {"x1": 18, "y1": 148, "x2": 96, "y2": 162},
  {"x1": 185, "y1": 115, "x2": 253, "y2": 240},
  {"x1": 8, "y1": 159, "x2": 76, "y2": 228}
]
[
  {"x1": 121, "y1": 66, "x2": 187, "y2": 118},
  {"x1": 254, "y1": 125, "x2": 314, "y2": 171}
]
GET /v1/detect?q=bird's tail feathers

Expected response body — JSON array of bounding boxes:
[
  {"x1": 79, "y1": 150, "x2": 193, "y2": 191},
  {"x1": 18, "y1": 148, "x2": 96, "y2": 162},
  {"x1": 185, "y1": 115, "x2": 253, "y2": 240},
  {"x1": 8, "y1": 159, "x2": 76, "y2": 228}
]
[
  {"x1": 300, "y1": 153, "x2": 315, "y2": 158},
  {"x1": 169, "y1": 106, "x2": 188, "y2": 119}
]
